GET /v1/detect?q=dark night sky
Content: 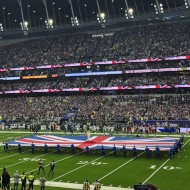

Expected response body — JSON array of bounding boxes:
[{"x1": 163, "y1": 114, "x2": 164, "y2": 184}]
[{"x1": 0, "y1": 0, "x2": 185, "y2": 28}]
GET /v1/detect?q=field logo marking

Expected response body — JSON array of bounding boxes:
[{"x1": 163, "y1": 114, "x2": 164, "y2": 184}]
[
  {"x1": 149, "y1": 165, "x2": 183, "y2": 170},
  {"x1": 52, "y1": 152, "x2": 112, "y2": 181},
  {"x1": 149, "y1": 165, "x2": 156, "y2": 169},
  {"x1": 18, "y1": 158, "x2": 46, "y2": 162},
  {"x1": 0, "y1": 149, "x2": 31, "y2": 160},
  {"x1": 143, "y1": 138, "x2": 190, "y2": 184},
  {"x1": 163, "y1": 166, "x2": 175, "y2": 170},
  {"x1": 76, "y1": 160, "x2": 108, "y2": 165},
  {"x1": 98, "y1": 152, "x2": 145, "y2": 181}
]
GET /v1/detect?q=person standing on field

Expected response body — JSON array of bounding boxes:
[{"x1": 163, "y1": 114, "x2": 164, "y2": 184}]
[
  {"x1": 28, "y1": 172, "x2": 34, "y2": 190},
  {"x1": 2, "y1": 170, "x2": 10, "y2": 190},
  {"x1": 40, "y1": 175, "x2": 46, "y2": 190},
  {"x1": 13, "y1": 170, "x2": 20, "y2": 190},
  {"x1": 48, "y1": 160, "x2": 55, "y2": 178},
  {"x1": 83, "y1": 179, "x2": 90, "y2": 190},
  {"x1": 20, "y1": 172, "x2": 27, "y2": 190},
  {"x1": 94, "y1": 180, "x2": 101, "y2": 190},
  {"x1": 38, "y1": 159, "x2": 45, "y2": 175}
]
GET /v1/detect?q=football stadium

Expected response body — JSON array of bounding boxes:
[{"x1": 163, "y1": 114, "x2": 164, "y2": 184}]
[{"x1": 0, "y1": 0, "x2": 190, "y2": 190}]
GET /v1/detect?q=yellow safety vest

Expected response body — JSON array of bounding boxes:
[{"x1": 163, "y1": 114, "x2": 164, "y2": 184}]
[
  {"x1": 21, "y1": 175, "x2": 26, "y2": 180},
  {"x1": 28, "y1": 175, "x2": 34, "y2": 181}
]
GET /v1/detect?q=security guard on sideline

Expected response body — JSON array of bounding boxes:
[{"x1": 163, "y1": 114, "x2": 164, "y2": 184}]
[
  {"x1": 94, "y1": 179, "x2": 101, "y2": 190},
  {"x1": 20, "y1": 172, "x2": 26, "y2": 190},
  {"x1": 28, "y1": 172, "x2": 34, "y2": 190},
  {"x1": 83, "y1": 179, "x2": 90, "y2": 190}
]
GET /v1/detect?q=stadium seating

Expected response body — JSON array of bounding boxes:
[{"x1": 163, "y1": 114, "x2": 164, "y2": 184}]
[{"x1": 0, "y1": 22, "x2": 190, "y2": 131}]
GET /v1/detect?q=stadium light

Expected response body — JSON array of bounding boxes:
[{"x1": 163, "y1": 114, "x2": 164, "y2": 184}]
[
  {"x1": 124, "y1": 0, "x2": 134, "y2": 19},
  {"x1": 184, "y1": 0, "x2": 190, "y2": 8},
  {"x1": 20, "y1": 21, "x2": 29, "y2": 31},
  {"x1": 0, "y1": 23, "x2": 4, "y2": 31},
  {"x1": 100, "y1": 13, "x2": 105, "y2": 18},
  {"x1": 71, "y1": 17, "x2": 79, "y2": 26},
  {"x1": 58, "y1": 8, "x2": 62, "y2": 25},
  {"x1": 125, "y1": 8, "x2": 134, "y2": 19},
  {"x1": 45, "y1": 19, "x2": 54, "y2": 28},
  {"x1": 42, "y1": 0, "x2": 51, "y2": 29},
  {"x1": 96, "y1": 0, "x2": 106, "y2": 27},
  {"x1": 97, "y1": 12, "x2": 106, "y2": 27},
  {"x1": 52, "y1": 2, "x2": 57, "y2": 26},
  {"x1": 152, "y1": 0, "x2": 164, "y2": 14}
]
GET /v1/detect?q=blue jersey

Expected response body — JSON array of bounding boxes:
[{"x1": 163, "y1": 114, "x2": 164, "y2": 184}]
[
  {"x1": 71, "y1": 144, "x2": 75, "y2": 150},
  {"x1": 169, "y1": 147, "x2": 174, "y2": 154},
  {"x1": 86, "y1": 146, "x2": 90, "y2": 152},
  {"x1": 45, "y1": 144, "x2": 48, "y2": 149},
  {"x1": 156, "y1": 147, "x2": 160, "y2": 153},
  {"x1": 31, "y1": 144, "x2": 35, "y2": 149},
  {"x1": 57, "y1": 144, "x2": 61, "y2": 150},
  {"x1": 5, "y1": 143, "x2": 8, "y2": 148},
  {"x1": 101, "y1": 146, "x2": 105, "y2": 152},
  {"x1": 174, "y1": 143, "x2": 178, "y2": 151},
  {"x1": 123, "y1": 146, "x2": 126, "y2": 152},
  {"x1": 145, "y1": 147, "x2": 149, "y2": 153},
  {"x1": 180, "y1": 136, "x2": 184, "y2": 143},
  {"x1": 133, "y1": 147, "x2": 137, "y2": 153},
  {"x1": 113, "y1": 146, "x2": 117, "y2": 153}
]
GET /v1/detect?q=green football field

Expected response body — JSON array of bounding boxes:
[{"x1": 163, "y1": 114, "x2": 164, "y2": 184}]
[{"x1": 0, "y1": 131, "x2": 189, "y2": 190}]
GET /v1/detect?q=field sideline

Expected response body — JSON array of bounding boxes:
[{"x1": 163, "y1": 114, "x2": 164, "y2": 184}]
[{"x1": 0, "y1": 131, "x2": 189, "y2": 190}]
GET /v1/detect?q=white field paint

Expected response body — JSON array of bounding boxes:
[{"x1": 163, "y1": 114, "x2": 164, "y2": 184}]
[
  {"x1": 52, "y1": 152, "x2": 113, "y2": 181},
  {"x1": 98, "y1": 152, "x2": 145, "y2": 181},
  {"x1": 143, "y1": 138, "x2": 190, "y2": 184},
  {"x1": 9, "y1": 179, "x2": 134, "y2": 190}
]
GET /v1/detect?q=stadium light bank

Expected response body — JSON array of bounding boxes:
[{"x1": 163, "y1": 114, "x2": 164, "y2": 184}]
[{"x1": 45, "y1": 19, "x2": 54, "y2": 28}]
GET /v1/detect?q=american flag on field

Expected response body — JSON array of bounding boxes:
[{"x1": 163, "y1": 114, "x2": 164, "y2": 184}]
[{"x1": 6, "y1": 135, "x2": 179, "y2": 151}]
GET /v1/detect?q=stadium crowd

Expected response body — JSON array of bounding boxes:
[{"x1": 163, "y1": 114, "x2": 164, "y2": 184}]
[
  {"x1": 0, "y1": 73, "x2": 190, "y2": 91},
  {"x1": 0, "y1": 23, "x2": 190, "y2": 70},
  {"x1": 0, "y1": 22, "x2": 190, "y2": 133},
  {"x1": 0, "y1": 94, "x2": 190, "y2": 130}
]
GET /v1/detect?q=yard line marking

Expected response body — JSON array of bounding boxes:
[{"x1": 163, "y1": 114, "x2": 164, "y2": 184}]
[
  {"x1": 9, "y1": 151, "x2": 84, "y2": 183},
  {"x1": 142, "y1": 138, "x2": 190, "y2": 184},
  {"x1": 52, "y1": 152, "x2": 112, "y2": 181},
  {"x1": 98, "y1": 152, "x2": 144, "y2": 181},
  {"x1": 0, "y1": 151, "x2": 50, "y2": 170},
  {"x1": 24, "y1": 151, "x2": 83, "y2": 175},
  {"x1": 0, "y1": 148, "x2": 16, "y2": 153},
  {"x1": 0, "y1": 149, "x2": 31, "y2": 160}
]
